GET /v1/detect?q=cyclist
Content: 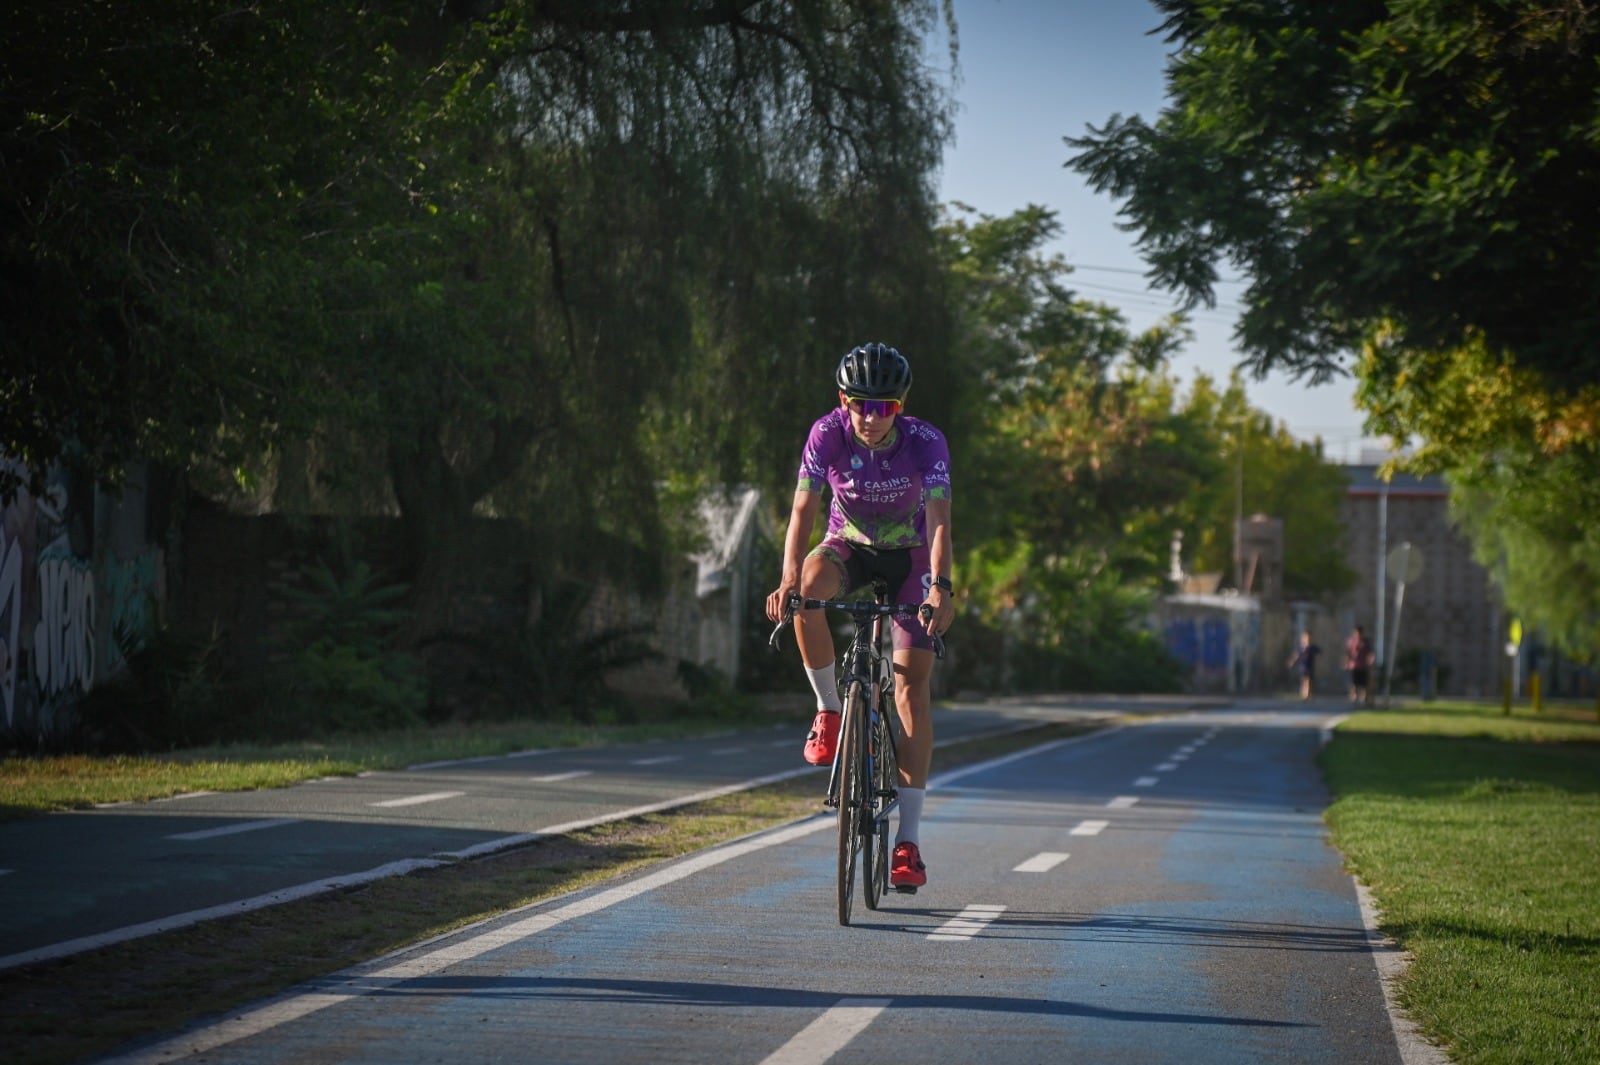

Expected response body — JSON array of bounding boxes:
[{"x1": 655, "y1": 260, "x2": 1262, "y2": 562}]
[{"x1": 765, "y1": 342, "x2": 955, "y2": 891}]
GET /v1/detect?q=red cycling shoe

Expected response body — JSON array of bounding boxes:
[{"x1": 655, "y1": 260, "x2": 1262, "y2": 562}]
[
  {"x1": 891, "y1": 841, "x2": 927, "y2": 892},
  {"x1": 803, "y1": 710, "x2": 841, "y2": 765}
]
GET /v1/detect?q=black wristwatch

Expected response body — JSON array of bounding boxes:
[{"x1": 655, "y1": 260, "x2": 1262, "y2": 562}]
[{"x1": 932, "y1": 576, "x2": 953, "y2": 594}]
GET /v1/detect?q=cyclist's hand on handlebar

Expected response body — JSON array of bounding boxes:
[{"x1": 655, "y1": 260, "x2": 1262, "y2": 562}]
[
  {"x1": 920, "y1": 589, "x2": 955, "y2": 638},
  {"x1": 765, "y1": 579, "x2": 800, "y2": 624}
]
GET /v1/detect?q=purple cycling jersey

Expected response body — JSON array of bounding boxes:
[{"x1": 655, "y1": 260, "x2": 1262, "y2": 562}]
[{"x1": 796, "y1": 408, "x2": 952, "y2": 549}]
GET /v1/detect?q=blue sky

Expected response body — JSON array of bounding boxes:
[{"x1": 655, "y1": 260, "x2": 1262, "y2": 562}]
[{"x1": 928, "y1": 1, "x2": 1383, "y2": 463}]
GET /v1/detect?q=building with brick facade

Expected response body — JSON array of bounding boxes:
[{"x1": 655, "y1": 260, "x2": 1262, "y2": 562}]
[{"x1": 1336, "y1": 464, "x2": 1504, "y2": 697}]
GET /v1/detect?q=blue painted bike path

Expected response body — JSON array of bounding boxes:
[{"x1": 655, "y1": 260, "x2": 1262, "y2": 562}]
[
  {"x1": 97, "y1": 704, "x2": 1420, "y2": 1065},
  {"x1": 0, "y1": 698, "x2": 1126, "y2": 968}
]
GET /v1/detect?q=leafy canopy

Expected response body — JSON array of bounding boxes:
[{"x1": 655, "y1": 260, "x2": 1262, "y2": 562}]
[{"x1": 1068, "y1": 0, "x2": 1600, "y2": 391}]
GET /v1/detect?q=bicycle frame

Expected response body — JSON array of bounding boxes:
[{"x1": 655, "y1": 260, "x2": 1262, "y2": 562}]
[{"x1": 773, "y1": 582, "x2": 942, "y2": 924}]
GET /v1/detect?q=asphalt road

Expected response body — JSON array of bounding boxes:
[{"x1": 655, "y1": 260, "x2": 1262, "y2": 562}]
[
  {"x1": 29, "y1": 699, "x2": 1431, "y2": 1065},
  {"x1": 0, "y1": 698, "x2": 1120, "y2": 967}
]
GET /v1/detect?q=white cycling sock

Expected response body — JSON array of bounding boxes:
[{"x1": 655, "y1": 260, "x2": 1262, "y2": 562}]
[
  {"x1": 805, "y1": 662, "x2": 842, "y2": 714},
  {"x1": 896, "y1": 786, "x2": 925, "y2": 846}
]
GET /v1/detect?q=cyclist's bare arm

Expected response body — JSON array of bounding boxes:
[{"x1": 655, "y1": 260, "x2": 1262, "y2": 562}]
[
  {"x1": 767, "y1": 487, "x2": 822, "y2": 623},
  {"x1": 922, "y1": 497, "x2": 954, "y2": 636}
]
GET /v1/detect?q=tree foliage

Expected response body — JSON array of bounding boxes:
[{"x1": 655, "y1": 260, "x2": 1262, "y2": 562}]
[
  {"x1": 4, "y1": 1, "x2": 956, "y2": 620},
  {"x1": 1067, "y1": 0, "x2": 1600, "y2": 658},
  {"x1": 1178, "y1": 375, "x2": 1355, "y2": 602},
  {"x1": 1067, "y1": 0, "x2": 1600, "y2": 390},
  {"x1": 938, "y1": 205, "x2": 1196, "y2": 689}
]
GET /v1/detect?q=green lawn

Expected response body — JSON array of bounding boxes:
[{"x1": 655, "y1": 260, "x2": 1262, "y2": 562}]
[
  {"x1": 1322, "y1": 699, "x2": 1600, "y2": 1065},
  {"x1": 0, "y1": 716, "x2": 753, "y2": 820}
]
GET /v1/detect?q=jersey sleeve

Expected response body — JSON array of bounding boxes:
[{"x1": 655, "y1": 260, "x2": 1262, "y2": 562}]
[
  {"x1": 919, "y1": 425, "x2": 952, "y2": 501},
  {"x1": 796, "y1": 413, "x2": 838, "y2": 494}
]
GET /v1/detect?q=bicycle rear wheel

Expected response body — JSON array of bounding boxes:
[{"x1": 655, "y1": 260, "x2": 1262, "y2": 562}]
[{"x1": 836, "y1": 679, "x2": 869, "y2": 926}]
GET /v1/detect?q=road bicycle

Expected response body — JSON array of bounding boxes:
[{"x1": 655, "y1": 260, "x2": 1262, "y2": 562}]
[{"x1": 772, "y1": 581, "x2": 944, "y2": 925}]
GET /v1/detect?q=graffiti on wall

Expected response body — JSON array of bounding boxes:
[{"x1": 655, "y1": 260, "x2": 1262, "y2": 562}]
[
  {"x1": 0, "y1": 458, "x2": 163, "y2": 738},
  {"x1": 34, "y1": 541, "x2": 96, "y2": 699},
  {"x1": 0, "y1": 524, "x2": 22, "y2": 724}
]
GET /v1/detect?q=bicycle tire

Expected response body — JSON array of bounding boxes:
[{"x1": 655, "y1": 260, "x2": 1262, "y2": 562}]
[
  {"x1": 863, "y1": 684, "x2": 895, "y2": 910},
  {"x1": 836, "y1": 679, "x2": 869, "y2": 926}
]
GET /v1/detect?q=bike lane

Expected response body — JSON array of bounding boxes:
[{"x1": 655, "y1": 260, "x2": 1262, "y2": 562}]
[
  {"x1": 0, "y1": 702, "x2": 1117, "y2": 968},
  {"x1": 96, "y1": 705, "x2": 1422, "y2": 1065}
]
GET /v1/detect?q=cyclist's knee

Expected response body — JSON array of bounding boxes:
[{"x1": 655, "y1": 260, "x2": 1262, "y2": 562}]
[{"x1": 799, "y1": 556, "x2": 844, "y2": 598}]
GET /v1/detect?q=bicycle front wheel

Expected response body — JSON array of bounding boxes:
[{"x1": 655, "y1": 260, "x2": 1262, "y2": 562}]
[
  {"x1": 836, "y1": 679, "x2": 870, "y2": 926},
  {"x1": 864, "y1": 686, "x2": 898, "y2": 911}
]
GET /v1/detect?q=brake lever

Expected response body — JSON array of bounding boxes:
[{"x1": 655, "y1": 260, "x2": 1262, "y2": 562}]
[
  {"x1": 919, "y1": 605, "x2": 947, "y2": 660},
  {"x1": 769, "y1": 593, "x2": 804, "y2": 650}
]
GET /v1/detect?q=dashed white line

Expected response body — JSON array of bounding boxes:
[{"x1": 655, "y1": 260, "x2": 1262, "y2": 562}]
[
  {"x1": 1106, "y1": 796, "x2": 1139, "y2": 809},
  {"x1": 1013, "y1": 852, "x2": 1070, "y2": 873},
  {"x1": 759, "y1": 998, "x2": 891, "y2": 1065},
  {"x1": 630, "y1": 756, "x2": 682, "y2": 766},
  {"x1": 166, "y1": 819, "x2": 299, "y2": 842},
  {"x1": 368, "y1": 791, "x2": 464, "y2": 808},
  {"x1": 1170, "y1": 752, "x2": 1190, "y2": 761},
  {"x1": 1156, "y1": 762, "x2": 1180, "y2": 772},
  {"x1": 527, "y1": 771, "x2": 592, "y2": 783},
  {"x1": 928, "y1": 904, "x2": 1007, "y2": 941},
  {"x1": 1134, "y1": 776, "x2": 1159, "y2": 787},
  {"x1": 1070, "y1": 819, "x2": 1110, "y2": 836},
  {"x1": 709, "y1": 747, "x2": 748, "y2": 756},
  {"x1": 93, "y1": 818, "x2": 835, "y2": 1062}
]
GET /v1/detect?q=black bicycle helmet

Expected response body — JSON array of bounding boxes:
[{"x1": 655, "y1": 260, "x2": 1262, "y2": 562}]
[{"x1": 835, "y1": 342, "x2": 912, "y2": 401}]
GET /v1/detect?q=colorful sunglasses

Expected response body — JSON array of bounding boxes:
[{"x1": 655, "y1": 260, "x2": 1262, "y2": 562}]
[{"x1": 842, "y1": 395, "x2": 903, "y2": 417}]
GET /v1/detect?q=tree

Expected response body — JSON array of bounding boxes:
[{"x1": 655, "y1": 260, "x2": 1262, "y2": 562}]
[
  {"x1": 1066, "y1": 0, "x2": 1600, "y2": 658},
  {"x1": 1178, "y1": 374, "x2": 1355, "y2": 602},
  {"x1": 1067, "y1": 0, "x2": 1600, "y2": 390},
  {"x1": 938, "y1": 204, "x2": 1201, "y2": 690},
  {"x1": 3, "y1": 2, "x2": 958, "y2": 632}
]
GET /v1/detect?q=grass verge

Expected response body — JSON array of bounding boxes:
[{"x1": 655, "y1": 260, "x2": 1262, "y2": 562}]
[
  {"x1": 1321, "y1": 699, "x2": 1600, "y2": 1065},
  {"x1": 2, "y1": 720, "x2": 1098, "y2": 1065},
  {"x1": 0, "y1": 717, "x2": 758, "y2": 820}
]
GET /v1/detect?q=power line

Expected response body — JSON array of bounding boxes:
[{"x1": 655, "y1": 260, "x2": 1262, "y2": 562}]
[{"x1": 1067, "y1": 261, "x2": 1247, "y2": 286}]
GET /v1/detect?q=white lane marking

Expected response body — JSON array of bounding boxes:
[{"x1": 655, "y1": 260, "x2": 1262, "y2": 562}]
[
  {"x1": 0, "y1": 870, "x2": 12, "y2": 877},
  {"x1": 1106, "y1": 796, "x2": 1139, "y2": 810},
  {"x1": 709, "y1": 747, "x2": 748, "y2": 756},
  {"x1": 1155, "y1": 762, "x2": 1180, "y2": 772},
  {"x1": 928, "y1": 904, "x2": 1007, "y2": 942},
  {"x1": 631, "y1": 756, "x2": 681, "y2": 766},
  {"x1": 1170, "y1": 752, "x2": 1190, "y2": 761},
  {"x1": 1354, "y1": 881, "x2": 1452, "y2": 1065},
  {"x1": 1134, "y1": 776, "x2": 1159, "y2": 787},
  {"x1": 759, "y1": 998, "x2": 891, "y2": 1065},
  {"x1": 96, "y1": 818, "x2": 835, "y2": 1064},
  {"x1": 7, "y1": 763, "x2": 830, "y2": 974},
  {"x1": 86, "y1": 735, "x2": 1108, "y2": 1053},
  {"x1": 1013, "y1": 852, "x2": 1069, "y2": 873},
  {"x1": 407, "y1": 748, "x2": 553, "y2": 771},
  {"x1": 1070, "y1": 819, "x2": 1110, "y2": 836},
  {"x1": 527, "y1": 771, "x2": 591, "y2": 783},
  {"x1": 166, "y1": 818, "x2": 299, "y2": 842},
  {"x1": 368, "y1": 791, "x2": 464, "y2": 808}
]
